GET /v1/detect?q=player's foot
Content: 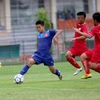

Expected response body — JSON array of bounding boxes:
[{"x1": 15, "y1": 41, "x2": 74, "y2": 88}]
[
  {"x1": 73, "y1": 67, "x2": 82, "y2": 76},
  {"x1": 58, "y1": 74, "x2": 62, "y2": 80},
  {"x1": 81, "y1": 73, "x2": 92, "y2": 79}
]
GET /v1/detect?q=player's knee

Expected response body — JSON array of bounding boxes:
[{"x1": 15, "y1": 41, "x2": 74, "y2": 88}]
[
  {"x1": 80, "y1": 55, "x2": 84, "y2": 61},
  {"x1": 65, "y1": 51, "x2": 72, "y2": 58},
  {"x1": 90, "y1": 63, "x2": 97, "y2": 70},
  {"x1": 27, "y1": 58, "x2": 35, "y2": 67},
  {"x1": 90, "y1": 66, "x2": 95, "y2": 70},
  {"x1": 80, "y1": 53, "x2": 87, "y2": 61}
]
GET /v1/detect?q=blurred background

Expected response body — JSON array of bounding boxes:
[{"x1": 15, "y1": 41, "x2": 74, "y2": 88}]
[{"x1": 0, "y1": 0, "x2": 99, "y2": 65}]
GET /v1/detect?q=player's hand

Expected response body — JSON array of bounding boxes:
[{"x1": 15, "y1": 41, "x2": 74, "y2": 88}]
[
  {"x1": 73, "y1": 28, "x2": 80, "y2": 33},
  {"x1": 53, "y1": 38, "x2": 58, "y2": 45}
]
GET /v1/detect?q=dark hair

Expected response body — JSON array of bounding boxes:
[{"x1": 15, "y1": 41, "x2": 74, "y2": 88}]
[
  {"x1": 77, "y1": 11, "x2": 86, "y2": 18},
  {"x1": 92, "y1": 12, "x2": 100, "y2": 23},
  {"x1": 36, "y1": 20, "x2": 44, "y2": 26}
]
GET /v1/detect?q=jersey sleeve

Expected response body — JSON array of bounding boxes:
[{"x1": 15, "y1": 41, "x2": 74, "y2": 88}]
[{"x1": 49, "y1": 30, "x2": 56, "y2": 37}]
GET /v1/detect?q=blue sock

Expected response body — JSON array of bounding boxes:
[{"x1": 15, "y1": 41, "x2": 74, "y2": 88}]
[
  {"x1": 20, "y1": 65, "x2": 30, "y2": 75},
  {"x1": 55, "y1": 69, "x2": 60, "y2": 76}
]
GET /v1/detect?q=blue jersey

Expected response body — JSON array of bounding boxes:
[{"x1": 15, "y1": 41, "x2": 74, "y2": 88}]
[
  {"x1": 32, "y1": 30, "x2": 56, "y2": 66},
  {"x1": 37, "y1": 30, "x2": 56, "y2": 54}
]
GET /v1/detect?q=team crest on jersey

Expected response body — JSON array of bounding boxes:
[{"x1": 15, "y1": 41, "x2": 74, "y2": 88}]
[
  {"x1": 78, "y1": 28, "x2": 81, "y2": 31},
  {"x1": 44, "y1": 33, "x2": 49, "y2": 37}
]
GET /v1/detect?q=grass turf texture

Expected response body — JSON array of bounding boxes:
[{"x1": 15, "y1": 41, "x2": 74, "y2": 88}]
[{"x1": 0, "y1": 62, "x2": 100, "y2": 100}]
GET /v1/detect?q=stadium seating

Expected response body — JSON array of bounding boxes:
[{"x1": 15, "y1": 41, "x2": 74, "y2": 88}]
[{"x1": 57, "y1": 18, "x2": 93, "y2": 30}]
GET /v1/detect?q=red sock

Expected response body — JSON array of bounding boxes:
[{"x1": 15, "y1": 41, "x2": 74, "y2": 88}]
[
  {"x1": 95, "y1": 64, "x2": 100, "y2": 73},
  {"x1": 81, "y1": 60, "x2": 90, "y2": 74},
  {"x1": 67, "y1": 57, "x2": 80, "y2": 69}
]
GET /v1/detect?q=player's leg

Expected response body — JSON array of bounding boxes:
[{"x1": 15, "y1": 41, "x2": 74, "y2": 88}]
[
  {"x1": 20, "y1": 53, "x2": 42, "y2": 75},
  {"x1": 43, "y1": 55, "x2": 62, "y2": 80},
  {"x1": 48, "y1": 66, "x2": 62, "y2": 80},
  {"x1": 80, "y1": 52, "x2": 92, "y2": 79},
  {"x1": 90, "y1": 63, "x2": 100, "y2": 73},
  {"x1": 65, "y1": 51, "x2": 81, "y2": 69},
  {"x1": 89, "y1": 51, "x2": 100, "y2": 73},
  {"x1": 65, "y1": 50, "x2": 82, "y2": 76},
  {"x1": 80, "y1": 53, "x2": 91, "y2": 74},
  {"x1": 20, "y1": 58, "x2": 36, "y2": 75}
]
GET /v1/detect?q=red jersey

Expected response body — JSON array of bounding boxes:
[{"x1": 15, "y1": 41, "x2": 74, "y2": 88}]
[
  {"x1": 89, "y1": 25, "x2": 100, "y2": 51},
  {"x1": 74, "y1": 23, "x2": 88, "y2": 46},
  {"x1": 68, "y1": 23, "x2": 88, "y2": 56}
]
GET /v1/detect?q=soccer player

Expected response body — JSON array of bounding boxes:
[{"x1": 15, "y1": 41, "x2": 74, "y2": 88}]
[
  {"x1": 65, "y1": 12, "x2": 88, "y2": 76},
  {"x1": 73, "y1": 12, "x2": 100, "y2": 79},
  {"x1": 19, "y1": 20, "x2": 63, "y2": 80}
]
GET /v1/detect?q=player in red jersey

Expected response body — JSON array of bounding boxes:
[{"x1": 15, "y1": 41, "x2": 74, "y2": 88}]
[
  {"x1": 73, "y1": 12, "x2": 100, "y2": 79},
  {"x1": 65, "y1": 12, "x2": 88, "y2": 76}
]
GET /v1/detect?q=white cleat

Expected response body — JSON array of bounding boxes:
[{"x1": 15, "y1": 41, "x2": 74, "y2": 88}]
[
  {"x1": 58, "y1": 74, "x2": 62, "y2": 80},
  {"x1": 73, "y1": 67, "x2": 82, "y2": 76}
]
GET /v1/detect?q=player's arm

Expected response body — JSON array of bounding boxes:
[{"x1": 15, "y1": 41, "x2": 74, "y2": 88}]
[
  {"x1": 73, "y1": 28, "x2": 92, "y2": 38},
  {"x1": 53, "y1": 29, "x2": 63, "y2": 45},
  {"x1": 69, "y1": 36, "x2": 86, "y2": 41},
  {"x1": 75, "y1": 25, "x2": 88, "y2": 40},
  {"x1": 75, "y1": 36, "x2": 86, "y2": 40},
  {"x1": 53, "y1": 29, "x2": 63, "y2": 38}
]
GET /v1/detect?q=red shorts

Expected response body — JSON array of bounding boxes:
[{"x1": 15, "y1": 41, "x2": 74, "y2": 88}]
[
  {"x1": 68, "y1": 45, "x2": 88, "y2": 57},
  {"x1": 85, "y1": 50, "x2": 100, "y2": 63}
]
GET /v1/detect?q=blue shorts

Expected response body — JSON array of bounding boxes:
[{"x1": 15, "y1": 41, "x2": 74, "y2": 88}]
[{"x1": 31, "y1": 52, "x2": 54, "y2": 66}]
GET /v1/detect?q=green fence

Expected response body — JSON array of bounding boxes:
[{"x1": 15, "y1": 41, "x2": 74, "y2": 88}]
[{"x1": 0, "y1": 44, "x2": 20, "y2": 59}]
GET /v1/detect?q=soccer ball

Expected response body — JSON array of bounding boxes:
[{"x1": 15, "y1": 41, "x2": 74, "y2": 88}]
[{"x1": 14, "y1": 74, "x2": 24, "y2": 84}]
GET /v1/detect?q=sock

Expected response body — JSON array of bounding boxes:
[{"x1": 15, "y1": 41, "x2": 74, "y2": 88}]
[
  {"x1": 20, "y1": 65, "x2": 30, "y2": 75},
  {"x1": 55, "y1": 69, "x2": 60, "y2": 76},
  {"x1": 66, "y1": 57, "x2": 80, "y2": 69},
  {"x1": 81, "y1": 60, "x2": 90, "y2": 74},
  {"x1": 94, "y1": 64, "x2": 100, "y2": 73}
]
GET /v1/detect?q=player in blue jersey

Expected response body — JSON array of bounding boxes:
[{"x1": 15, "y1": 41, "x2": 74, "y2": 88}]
[{"x1": 19, "y1": 20, "x2": 63, "y2": 80}]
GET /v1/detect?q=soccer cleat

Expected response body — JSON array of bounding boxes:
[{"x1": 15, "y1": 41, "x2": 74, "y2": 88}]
[
  {"x1": 81, "y1": 73, "x2": 92, "y2": 79},
  {"x1": 73, "y1": 67, "x2": 82, "y2": 76},
  {"x1": 58, "y1": 74, "x2": 62, "y2": 80},
  {"x1": 81, "y1": 74, "x2": 88, "y2": 79},
  {"x1": 87, "y1": 73, "x2": 92, "y2": 78}
]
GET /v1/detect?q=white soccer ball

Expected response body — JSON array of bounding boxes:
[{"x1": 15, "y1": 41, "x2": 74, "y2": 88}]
[{"x1": 14, "y1": 74, "x2": 24, "y2": 84}]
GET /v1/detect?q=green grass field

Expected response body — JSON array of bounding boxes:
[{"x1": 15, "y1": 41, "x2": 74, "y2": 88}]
[{"x1": 0, "y1": 61, "x2": 100, "y2": 100}]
